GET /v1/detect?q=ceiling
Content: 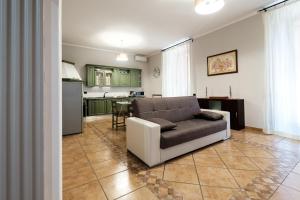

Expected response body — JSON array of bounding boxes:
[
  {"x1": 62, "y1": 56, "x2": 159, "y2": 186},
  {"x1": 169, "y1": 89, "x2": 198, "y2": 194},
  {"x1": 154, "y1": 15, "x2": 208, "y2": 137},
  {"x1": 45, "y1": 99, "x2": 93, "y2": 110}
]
[{"x1": 62, "y1": 0, "x2": 274, "y2": 55}]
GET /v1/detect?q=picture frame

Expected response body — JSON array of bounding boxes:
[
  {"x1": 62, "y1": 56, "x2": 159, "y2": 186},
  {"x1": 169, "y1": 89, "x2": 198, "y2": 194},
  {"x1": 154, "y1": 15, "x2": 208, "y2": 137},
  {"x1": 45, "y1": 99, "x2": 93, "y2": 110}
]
[{"x1": 207, "y1": 49, "x2": 238, "y2": 76}]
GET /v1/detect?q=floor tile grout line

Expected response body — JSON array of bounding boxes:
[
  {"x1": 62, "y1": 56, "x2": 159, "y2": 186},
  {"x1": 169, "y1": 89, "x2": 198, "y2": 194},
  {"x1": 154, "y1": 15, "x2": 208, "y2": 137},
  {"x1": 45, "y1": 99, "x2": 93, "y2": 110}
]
[
  {"x1": 91, "y1": 120, "x2": 179, "y2": 200},
  {"x1": 75, "y1": 131, "x2": 110, "y2": 200},
  {"x1": 267, "y1": 184, "x2": 281, "y2": 200},
  {"x1": 96, "y1": 168, "x2": 129, "y2": 180},
  {"x1": 114, "y1": 185, "x2": 146, "y2": 200},
  {"x1": 162, "y1": 163, "x2": 166, "y2": 181},
  {"x1": 266, "y1": 166, "x2": 295, "y2": 200},
  {"x1": 62, "y1": 135, "x2": 101, "y2": 193},
  {"x1": 214, "y1": 146, "x2": 242, "y2": 191},
  {"x1": 235, "y1": 140, "x2": 298, "y2": 171},
  {"x1": 165, "y1": 179, "x2": 244, "y2": 190},
  {"x1": 192, "y1": 153, "x2": 205, "y2": 200},
  {"x1": 280, "y1": 183, "x2": 300, "y2": 193},
  {"x1": 231, "y1": 137, "x2": 300, "y2": 199},
  {"x1": 64, "y1": 118, "x2": 300, "y2": 200},
  {"x1": 165, "y1": 180, "x2": 200, "y2": 186},
  {"x1": 233, "y1": 137, "x2": 300, "y2": 158},
  {"x1": 63, "y1": 180, "x2": 99, "y2": 192}
]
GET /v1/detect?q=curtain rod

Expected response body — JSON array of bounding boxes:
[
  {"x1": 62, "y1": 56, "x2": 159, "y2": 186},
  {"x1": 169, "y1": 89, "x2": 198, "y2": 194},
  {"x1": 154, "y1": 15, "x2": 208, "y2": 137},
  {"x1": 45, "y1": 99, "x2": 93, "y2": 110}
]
[
  {"x1": 161, "y1": 38, "x2": 193, "y2": 52},
  {"x1": 258, "y1": 0, "x2": 289, "y2": 12}
]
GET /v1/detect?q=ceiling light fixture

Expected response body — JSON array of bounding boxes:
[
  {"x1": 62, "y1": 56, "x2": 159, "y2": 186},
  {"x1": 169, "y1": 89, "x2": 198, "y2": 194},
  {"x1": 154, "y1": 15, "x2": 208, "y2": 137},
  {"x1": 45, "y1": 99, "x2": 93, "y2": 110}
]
[
  {"x1": 101, "y1": 31, "x2": 142, "y2": 48},
  {"x1": 116, "y1": 40, "x2": 128, "y2": 62},
  {"x1": 195, "y1": 0, "x2": 225, "y2": 15},
  {"x1": 116, "y1": 53, "x2": 128, "y2": 62}
]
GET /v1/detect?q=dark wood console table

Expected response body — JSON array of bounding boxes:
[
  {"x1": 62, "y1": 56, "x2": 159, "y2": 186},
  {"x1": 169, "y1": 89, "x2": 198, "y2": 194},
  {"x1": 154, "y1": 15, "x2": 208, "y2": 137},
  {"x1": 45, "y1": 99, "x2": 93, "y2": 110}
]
[{"x1": 198, "y1": 98, "x2": 245, "y2": 130}]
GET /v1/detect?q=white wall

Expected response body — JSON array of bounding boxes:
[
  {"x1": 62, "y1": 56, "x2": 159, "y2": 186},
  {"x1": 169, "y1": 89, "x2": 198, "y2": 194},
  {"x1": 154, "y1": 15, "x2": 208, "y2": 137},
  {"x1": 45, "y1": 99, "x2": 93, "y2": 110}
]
[
  {"x1": 148, "y1": 14, "x2": 266, "y2": 129},
  {"x1": 193, "y1": 14, "x2": 265, "y2": 129},
  {"x1": 62, "y1": 44, "x2": 150, "y2": 97},
  {"x1": 147, "y1": 53, "x2": 162, "y2": 96}
]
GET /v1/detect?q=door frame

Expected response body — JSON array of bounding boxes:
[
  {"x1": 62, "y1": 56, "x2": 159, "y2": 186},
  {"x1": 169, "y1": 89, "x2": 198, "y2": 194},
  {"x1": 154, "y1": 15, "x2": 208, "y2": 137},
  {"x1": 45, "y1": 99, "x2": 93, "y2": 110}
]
[{"x1": 43, "y1": 0, "x2": 62, "y2": 200}]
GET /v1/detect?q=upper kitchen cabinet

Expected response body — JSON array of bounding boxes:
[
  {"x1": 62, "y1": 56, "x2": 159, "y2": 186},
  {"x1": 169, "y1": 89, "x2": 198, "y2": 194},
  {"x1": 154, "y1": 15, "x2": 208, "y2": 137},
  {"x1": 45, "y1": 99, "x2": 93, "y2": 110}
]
[
  {"x1": 130, "y1": 69, "x2": 142, "y2": 87},
  {"x1": 86, "y1": 65, "x2": 95, "y2": 87},
  {"x1": 111, "y1": 68, "x2": 120, "y2": 87},
  {"x1": 118, "y1": 69, "x2": 131, "y2": 87},
  {"x1": 85, "y1": 64, "x2": 142, "y2": 87},
  {"x1": 86, "y1": 65, "x2": 113, "y2": 87},
  {"x1": 94, "y1": 68, "x2": 113, "y2": 87}
]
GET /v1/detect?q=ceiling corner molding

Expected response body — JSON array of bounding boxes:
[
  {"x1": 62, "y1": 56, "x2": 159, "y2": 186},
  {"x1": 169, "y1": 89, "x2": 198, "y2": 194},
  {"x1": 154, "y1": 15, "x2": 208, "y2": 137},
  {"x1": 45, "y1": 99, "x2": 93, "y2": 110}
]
[
  {"x1": 62, "y1": 42, "x2": 136, "y2": 55},
  {"x1": 147, "y1": 50, "x2": 162, "y2": 58},
  {"x1": 192, "y1": 11, "x2": 258, "y2": 40}
]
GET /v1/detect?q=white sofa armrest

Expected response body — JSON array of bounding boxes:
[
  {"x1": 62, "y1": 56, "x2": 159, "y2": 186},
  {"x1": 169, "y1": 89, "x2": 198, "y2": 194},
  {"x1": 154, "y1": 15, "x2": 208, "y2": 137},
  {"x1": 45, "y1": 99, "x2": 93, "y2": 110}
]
[
  {"x1": 201, "y1": 109, "x2": 231, "y2": 139},
  {"x1": 126, "y1": 117, "x2": 161, "y2": 167}
]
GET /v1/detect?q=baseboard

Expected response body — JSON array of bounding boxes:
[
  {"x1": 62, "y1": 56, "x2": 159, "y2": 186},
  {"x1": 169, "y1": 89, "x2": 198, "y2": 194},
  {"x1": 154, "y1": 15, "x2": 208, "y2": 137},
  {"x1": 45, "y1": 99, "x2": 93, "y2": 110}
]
[{"x1": 245, "y1": 126, "x2": 263, "y2": 132}]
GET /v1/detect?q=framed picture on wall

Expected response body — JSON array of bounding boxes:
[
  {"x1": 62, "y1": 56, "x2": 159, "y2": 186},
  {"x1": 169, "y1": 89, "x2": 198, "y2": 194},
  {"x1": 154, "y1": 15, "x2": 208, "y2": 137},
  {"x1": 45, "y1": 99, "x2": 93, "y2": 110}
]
[{"x1": 207, "y1": 50, "x2": 238, "y2": 76}]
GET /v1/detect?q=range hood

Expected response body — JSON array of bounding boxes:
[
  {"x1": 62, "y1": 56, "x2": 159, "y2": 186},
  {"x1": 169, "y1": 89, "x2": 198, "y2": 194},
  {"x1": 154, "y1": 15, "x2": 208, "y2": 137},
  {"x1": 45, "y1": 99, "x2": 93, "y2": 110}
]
[{"x1": 62, "y1": 61, "x2": 82, "y2": 80}]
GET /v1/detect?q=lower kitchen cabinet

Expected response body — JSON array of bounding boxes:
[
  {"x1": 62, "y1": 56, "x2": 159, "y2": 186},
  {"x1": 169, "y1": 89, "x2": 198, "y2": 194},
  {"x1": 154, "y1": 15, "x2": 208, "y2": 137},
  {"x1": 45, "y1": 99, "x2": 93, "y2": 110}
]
[
  {"x1": 86, "y1": 98, "x2": 121, "y2": 116},
  {"x1": 86, "y1": 97, "x2": 138, "y2": 116},
  {"x1": 88, "y1": 99, "x2": 106, "y2": 116},
  {"x1": 106, "y1": 99, "x2": 112, "y2": 114}
]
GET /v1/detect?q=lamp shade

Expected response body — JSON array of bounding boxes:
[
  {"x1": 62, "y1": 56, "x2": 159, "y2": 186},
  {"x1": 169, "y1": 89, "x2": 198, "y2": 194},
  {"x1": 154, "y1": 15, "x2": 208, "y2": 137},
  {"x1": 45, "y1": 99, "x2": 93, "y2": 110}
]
[{"x1": 116, "y1": 53, "x2": 129, "y2": 62}]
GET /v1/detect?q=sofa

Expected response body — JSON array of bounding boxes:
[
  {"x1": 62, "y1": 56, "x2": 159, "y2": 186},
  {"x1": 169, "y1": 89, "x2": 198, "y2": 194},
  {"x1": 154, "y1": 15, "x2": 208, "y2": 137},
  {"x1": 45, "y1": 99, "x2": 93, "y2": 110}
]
[{"x1": 126, "y1": 96, "x2": 231, "y2": 167}]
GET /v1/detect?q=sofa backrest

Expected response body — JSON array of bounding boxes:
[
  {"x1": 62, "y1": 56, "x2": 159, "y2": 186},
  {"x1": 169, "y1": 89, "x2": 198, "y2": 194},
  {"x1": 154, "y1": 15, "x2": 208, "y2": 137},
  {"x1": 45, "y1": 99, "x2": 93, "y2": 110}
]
[{"x1": 132, "y1": 96, "x2": 200, "y2": 122}]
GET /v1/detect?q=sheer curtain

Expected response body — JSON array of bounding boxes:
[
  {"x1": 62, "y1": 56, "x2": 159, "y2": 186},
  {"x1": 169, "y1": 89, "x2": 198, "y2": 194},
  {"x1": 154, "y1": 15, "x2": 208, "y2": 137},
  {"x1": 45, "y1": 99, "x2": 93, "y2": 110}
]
[
  {"x1": 264, "y1": 1, "x2": 300, "y2": 139},
  {"x1": 162, "y1": 41, "x2": 191, "y2": 97}
]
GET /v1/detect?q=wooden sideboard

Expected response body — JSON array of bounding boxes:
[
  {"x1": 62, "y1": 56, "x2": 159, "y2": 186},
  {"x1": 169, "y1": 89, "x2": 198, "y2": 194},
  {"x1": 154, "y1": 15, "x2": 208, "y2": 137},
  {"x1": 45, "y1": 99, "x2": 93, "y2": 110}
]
[{"x1": 198, "y1": 98, "x2": 245, "y2": 130}]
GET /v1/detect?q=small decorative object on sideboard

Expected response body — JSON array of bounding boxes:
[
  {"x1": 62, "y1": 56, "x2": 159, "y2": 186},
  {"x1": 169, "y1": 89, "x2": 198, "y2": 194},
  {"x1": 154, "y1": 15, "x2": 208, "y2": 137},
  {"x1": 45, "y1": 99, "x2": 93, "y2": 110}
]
[
  {"x1": 229, "y1": 85, "x2": 232, "y2": 98},
  {"x1": 205, "y1": 86, "x2": 208, "y2": 98},
  {"x1": 207, "y1": 50, "x2": 238, "y2": 76}
]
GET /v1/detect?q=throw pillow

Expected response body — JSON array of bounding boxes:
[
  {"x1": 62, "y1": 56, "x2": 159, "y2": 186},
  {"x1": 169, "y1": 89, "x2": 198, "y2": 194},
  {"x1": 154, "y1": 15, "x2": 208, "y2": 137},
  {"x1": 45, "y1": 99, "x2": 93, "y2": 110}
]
[
  {"x1": 149, "y1": 118, "x2": 177, "y2": 132},
  {"x1": 194, "y1": 111, "x2": 223, "y2": 121}
]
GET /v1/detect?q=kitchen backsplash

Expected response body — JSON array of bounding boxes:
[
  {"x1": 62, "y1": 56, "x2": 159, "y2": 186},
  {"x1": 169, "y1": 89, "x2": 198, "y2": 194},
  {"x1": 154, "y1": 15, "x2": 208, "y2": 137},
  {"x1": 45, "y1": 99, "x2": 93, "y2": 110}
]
[{"x1": 83, "y1": 86, "x2": 143, "y2": 98}]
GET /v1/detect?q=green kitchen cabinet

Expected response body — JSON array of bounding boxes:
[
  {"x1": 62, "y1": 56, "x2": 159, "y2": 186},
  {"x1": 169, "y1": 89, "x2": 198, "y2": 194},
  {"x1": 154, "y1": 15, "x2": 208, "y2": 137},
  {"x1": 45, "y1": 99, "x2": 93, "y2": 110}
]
[
  {"x1": 85, "y1": 64, "x2": 142, "y2": 87},
  {"x1": 130, "y1": 69, "x2": 142, "y2": 87},
  {"x1": 87, "y1": 100, "x2": 94, "y2": 115},
  {"x1": 94, "y1": 100, "x2": 106, "y2": 115},
  {"x1": 111, "y1": 68, "x2": 120, "y2": 87},
  {"x1": 88, "y1": 99, "x2": 106, "y2": 115},
  {"x1": 86, "y1": 66, "x2": 95, "y2": 87},
  {"x1": 106, "y1": 99, "x2": 112, "y2": 114},
  {"x1": 119, "y1": 69, "x2": 131, "y2": 87}
]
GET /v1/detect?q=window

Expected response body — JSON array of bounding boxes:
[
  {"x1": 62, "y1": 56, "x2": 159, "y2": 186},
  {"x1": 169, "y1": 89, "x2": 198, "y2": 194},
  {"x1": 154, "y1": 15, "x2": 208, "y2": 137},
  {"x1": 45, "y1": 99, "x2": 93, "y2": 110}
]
[
  {"x1": 264, "y1": 1, "x2": 300, "y2": 138},
  {"x1": 162, "y1": 41, "x2": 191, "y2": 97}
]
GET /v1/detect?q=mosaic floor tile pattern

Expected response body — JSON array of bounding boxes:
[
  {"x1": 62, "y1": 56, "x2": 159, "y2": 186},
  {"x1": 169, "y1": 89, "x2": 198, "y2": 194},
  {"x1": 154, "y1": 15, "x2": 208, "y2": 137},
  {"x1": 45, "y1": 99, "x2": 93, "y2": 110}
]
[{"x1": 63, "y1": 116, "x2": 300, "y2": 200}]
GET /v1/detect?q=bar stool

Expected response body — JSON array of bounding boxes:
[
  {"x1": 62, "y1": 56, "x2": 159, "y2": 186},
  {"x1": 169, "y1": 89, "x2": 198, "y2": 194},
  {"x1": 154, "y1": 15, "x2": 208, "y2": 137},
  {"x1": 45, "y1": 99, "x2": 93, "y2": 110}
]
[{"x1": 111, "y1": 100, "x2": 130, "y2": 129}]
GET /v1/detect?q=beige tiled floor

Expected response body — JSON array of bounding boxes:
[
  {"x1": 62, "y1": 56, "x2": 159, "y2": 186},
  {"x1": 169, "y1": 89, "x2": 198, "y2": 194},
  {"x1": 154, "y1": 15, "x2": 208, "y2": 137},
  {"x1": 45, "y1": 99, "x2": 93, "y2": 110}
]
[{"x1": 63, "y1": 117, "x2": 300, "y2": 200}]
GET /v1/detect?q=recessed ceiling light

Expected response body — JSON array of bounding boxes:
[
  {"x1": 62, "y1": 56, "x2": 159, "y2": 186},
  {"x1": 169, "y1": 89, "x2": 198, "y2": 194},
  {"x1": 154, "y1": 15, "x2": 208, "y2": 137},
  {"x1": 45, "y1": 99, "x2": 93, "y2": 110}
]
[
  {"x1": 101, "y1": 31, "x2": 142, "y2": 48},
  {"x1": 195, "y1": 0, "x2": 225, "y2": 15}
]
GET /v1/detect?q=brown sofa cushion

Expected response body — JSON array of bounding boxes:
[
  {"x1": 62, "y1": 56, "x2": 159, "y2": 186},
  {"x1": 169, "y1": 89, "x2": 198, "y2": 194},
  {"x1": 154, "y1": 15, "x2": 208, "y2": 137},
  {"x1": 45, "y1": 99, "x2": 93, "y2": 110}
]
[
  {"x1": 194, "y1": 111, "x2": 223, "y2": 121},
  {"x1": 149, "y1": 118, "x2": 177, "y2": 132},
  {"x1": 160, "y1": 119, "x2": 227, "y2": 149}
]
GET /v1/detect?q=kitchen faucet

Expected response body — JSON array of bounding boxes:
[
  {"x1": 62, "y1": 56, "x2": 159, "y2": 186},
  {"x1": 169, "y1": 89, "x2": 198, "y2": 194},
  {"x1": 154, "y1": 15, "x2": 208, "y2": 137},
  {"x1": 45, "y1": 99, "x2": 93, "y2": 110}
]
[{"x1": 103, "y1": 92, "x2": 109, "y2": 98}]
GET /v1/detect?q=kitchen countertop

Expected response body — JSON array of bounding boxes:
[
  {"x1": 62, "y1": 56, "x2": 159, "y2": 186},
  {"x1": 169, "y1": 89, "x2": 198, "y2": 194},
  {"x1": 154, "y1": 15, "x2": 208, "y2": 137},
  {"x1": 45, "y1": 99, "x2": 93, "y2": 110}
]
[{"x1": 83, "y1": 96, "x2": 144, "y2": 100}]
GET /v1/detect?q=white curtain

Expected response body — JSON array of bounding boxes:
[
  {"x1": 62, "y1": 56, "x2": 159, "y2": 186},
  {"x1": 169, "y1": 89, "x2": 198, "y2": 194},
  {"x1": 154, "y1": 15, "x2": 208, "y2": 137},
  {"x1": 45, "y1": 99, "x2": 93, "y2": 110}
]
[
  {"x1": 264, "y1": 1, "x2": 300, "y2": 138},
  {"x1": 162, "y1": 41, "x2": 191, "y2": 97}
]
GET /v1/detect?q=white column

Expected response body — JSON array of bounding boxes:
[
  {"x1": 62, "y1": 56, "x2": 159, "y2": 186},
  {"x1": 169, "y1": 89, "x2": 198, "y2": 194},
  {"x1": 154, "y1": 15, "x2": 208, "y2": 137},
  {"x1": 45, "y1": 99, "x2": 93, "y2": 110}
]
[{"x1": 0, "y1": 0, "x2": 61, "y2": 200}]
